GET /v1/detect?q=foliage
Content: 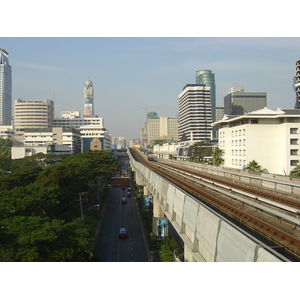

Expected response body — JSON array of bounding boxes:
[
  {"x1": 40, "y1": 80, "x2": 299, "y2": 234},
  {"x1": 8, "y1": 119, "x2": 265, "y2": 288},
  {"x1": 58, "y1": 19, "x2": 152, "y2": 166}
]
[
  {"x1": 187, "y1": 141, "x2": 213, "y2": 162},
  {"x1": 0, "y1": 150, "x2": 119, "y2": 261},
  {"x1": 0, "y1": 138, "x2": 13, "y2": 157},
  {"x1": 244, "y1": 160, "x2": 268, "y2": 173},
  {"x1": 289, "y1": 164, "x2": 300, "y2": 178},
  {"x1": 211, "y1": 147, "x2": 224, "y2": 166}
]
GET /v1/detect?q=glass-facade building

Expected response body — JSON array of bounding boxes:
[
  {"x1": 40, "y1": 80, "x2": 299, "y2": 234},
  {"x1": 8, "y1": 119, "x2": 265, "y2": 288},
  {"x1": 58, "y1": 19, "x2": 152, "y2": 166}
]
[
  {"x1": 196, "y1": 70, "x2": 216, "y2": 122},
  {"x1": 0, "y1": 48, "x2": 12, "y2": 125},
  {"x1": 294, "y1": 59, "x2": 300, "y2": 109},
  {"x1": 224, "y1": 86, "x2": 267, "y2": 115}
]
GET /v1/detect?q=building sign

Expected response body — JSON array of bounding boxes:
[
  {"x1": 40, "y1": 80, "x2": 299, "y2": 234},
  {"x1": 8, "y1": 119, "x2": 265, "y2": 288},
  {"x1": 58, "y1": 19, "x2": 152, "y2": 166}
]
[{"x1": 153, "y1": 217, "x2": 168, "y2": 237}]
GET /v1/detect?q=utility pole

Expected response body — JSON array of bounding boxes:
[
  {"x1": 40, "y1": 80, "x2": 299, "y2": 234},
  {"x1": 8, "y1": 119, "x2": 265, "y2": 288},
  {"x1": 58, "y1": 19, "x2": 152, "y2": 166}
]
[{"x1": 79, "y1": 192, "x2": 84, "y2": 224}]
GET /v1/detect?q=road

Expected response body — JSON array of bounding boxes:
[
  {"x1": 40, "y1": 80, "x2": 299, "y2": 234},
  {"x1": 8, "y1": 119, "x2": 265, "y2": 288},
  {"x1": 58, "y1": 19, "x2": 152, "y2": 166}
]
[{"x1": 95, "y1": 185, "x2": 149, "y2": 262}]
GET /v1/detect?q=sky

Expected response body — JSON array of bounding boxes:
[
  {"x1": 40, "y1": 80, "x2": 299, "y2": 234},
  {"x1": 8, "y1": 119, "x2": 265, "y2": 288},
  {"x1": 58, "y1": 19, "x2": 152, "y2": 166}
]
[{"x1": 1, "y1": 37, "x2": 300, "y2": 142}]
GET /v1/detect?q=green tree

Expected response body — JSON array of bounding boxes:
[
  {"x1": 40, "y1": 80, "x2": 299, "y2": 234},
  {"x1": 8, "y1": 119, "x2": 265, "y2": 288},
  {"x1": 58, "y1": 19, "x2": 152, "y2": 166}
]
[
  {"x1": 289, "y1": 164, "x2": 300, "y2": 178},
  {"x1": 211, "y1": 148, "x2": 224, "y2": 166},
  {"x1": 0, "y1": 138, "x2": 13, "y2": 157},
  {"x1": 187, "y1": 141, "x2": 213, "y2": 162},
  {"x1": 244, "y1": 160, "x2": 268, "y2": 173}
]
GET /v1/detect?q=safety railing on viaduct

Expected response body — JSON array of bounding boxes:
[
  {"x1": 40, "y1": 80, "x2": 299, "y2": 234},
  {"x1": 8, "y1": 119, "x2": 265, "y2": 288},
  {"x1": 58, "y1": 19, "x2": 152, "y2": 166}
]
[{"x1": 128, "y1": 150, "x2": 290, "y2": 262}]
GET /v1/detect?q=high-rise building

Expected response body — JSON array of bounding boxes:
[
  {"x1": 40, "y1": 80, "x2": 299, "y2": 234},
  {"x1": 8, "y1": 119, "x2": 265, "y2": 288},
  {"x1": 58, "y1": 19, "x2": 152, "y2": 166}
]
[
  {"x1": 196, "y1": 70, "x2": 216, "y2": 122},
  {"x1": 216, "y1": 106, "x2": 224, "y2": 122},
  {"x1": 178, "y1": 84, "x2": 212, "y2": 142},
  {"x1": 13, "y1": 99, "x2": 54, "y2": 131},
  {"x1": 294, "y1": 59, "x2": 300, "y2": 109},
  {"x1": 83, "y1": 79, "x2": 95, "y2": 117},
  {"x1": 0, "y1": 48, "x2": 12, "y2": 125},
  {"x1": 146, "y1": 115, "x2": 178, "y2": 146},
  {"x1": 224, "y1": 86, "x2": 267, "y2": 115}
]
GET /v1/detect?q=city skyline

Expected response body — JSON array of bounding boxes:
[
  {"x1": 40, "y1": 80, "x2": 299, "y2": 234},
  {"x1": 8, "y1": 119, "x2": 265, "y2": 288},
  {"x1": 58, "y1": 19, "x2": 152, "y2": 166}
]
[{"x1": 0, "y1": 37, "x2": 300, "y2": 141}]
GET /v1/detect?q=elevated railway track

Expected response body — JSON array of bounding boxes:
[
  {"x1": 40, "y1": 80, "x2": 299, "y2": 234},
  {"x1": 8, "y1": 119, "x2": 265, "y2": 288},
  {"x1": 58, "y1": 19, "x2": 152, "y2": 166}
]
[{"x1": 129, "y1": 147, "x2": 300, "y2": 261}]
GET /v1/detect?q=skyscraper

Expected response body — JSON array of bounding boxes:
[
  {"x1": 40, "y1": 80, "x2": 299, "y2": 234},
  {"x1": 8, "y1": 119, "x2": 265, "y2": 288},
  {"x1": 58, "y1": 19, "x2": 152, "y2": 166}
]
[
  {"x1": 0, "y1": 48, "x2": 12, "y2": 125},
  {"x1": 178, "y1": 84, "x2": 212, "y2": 142},
  {"x1": 294, "y1": 59, "x2": 300, "y2": 109},
  {"x1": 224, "y1": 86, "x2": 267, "y2": 115},
  {"x1": 196, "y1": 70, "x2": 216, "y2": 122},
  {"x1": 83, "y1": 79, "x2": 94, "y2": 117}
]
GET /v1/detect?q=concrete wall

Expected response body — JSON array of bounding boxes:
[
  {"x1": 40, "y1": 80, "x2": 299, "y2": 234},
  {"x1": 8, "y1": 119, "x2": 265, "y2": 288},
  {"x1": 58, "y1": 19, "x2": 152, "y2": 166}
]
[{"x1": 130, "y1": 154, "x2": 287, "y2": 262}]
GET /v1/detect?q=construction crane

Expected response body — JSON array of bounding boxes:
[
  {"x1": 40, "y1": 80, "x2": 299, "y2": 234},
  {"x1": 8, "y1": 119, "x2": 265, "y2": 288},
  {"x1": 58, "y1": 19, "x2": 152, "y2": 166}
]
[{"x1": 142, "y1": 106, "x2": 160, "y2": 115}]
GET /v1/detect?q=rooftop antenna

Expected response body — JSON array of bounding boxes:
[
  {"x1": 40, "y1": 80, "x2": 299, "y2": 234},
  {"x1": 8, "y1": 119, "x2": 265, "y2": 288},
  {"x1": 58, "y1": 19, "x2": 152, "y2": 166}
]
[{"x1": 88, "y1": 72, "x2": 90, "y2": 80}]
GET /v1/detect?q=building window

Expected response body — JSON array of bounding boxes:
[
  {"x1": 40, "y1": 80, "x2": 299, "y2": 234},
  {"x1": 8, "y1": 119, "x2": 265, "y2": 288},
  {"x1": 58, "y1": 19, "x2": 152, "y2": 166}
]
[
  {"x1": 290, "y1": 128, "x2": 298, "y2": 134},
  {"x1": 290, "y1": 139, "x2": 299, "y2": 145},
  {"x1": 291, "y1": 160, "x2": 299, "y2": 166},
  {"x1": 290, "y1": 149, "x2": 299, "y2": 156}
]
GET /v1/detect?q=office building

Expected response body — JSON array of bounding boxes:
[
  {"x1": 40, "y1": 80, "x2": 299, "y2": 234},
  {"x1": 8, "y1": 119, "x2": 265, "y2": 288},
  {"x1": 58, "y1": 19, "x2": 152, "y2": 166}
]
[
  {"x1": 224, "y1": 86, "x2": 267, "y2": 115},
  {"x1": 196, "y1": 70, "x2": 216, "y2": 122},
  {"x1": 212, "y1": 107, "x2": 300, "y2": 175},
  {"x1": 13, "y1": 99, "x2": 54, "y2": 130},
  {"x1": 0, "y1": 48, "x2": 12, "y2": 125},
  {"x1": 0, "y1": 125, "x2": 14, "y2": 139},
  {"x1": 83, "y1": 79, "x2": 95, "y2": 117},
  {"x1": 178, "y1": 84, "x2": 212, "y2": 142},
  {"x1": 216, "y1": 107, "x2": 224, "y2": 122},
  {"x1": 112, "y1": 136, "x2": 126, "y2": 149},
  {"x1": 294, "y1": 59, "x2": 300, "y2": 109},
  {"x1": 146, "y1": 115, "x2": 178, "y2": 146},
  {"x1": 54, "y1": 111, "x2": 103, "y2": 128},
  {"x1": 11, "y1": 127, "x2": 81, "y2": 159},
  {"x1": 80, "y1": 125, "x2": 111, "y2": 152}
]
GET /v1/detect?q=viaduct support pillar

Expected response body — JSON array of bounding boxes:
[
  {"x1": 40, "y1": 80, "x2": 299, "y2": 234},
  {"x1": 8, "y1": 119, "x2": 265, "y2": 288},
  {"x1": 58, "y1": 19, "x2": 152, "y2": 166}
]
[
  {"x1": 135, "y1": 172, "x2": 145, "y2": 186},
  {"x1": 153, "y1": 197, "x2": 164, "y2": 218}
]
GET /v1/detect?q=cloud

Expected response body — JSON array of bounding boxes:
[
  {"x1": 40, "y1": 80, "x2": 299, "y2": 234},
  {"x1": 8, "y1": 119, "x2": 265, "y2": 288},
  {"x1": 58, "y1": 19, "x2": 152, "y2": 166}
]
[{"x1": 15, "y1": 61, "x2": 62, "y2": 71}]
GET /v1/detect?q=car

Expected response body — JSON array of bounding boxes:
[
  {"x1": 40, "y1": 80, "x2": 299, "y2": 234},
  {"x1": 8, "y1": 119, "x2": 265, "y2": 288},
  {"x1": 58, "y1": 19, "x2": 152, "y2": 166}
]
[
  {"x1": 119, "y1": 228, "x2": 128, "y2": 238},
  {"x1": 127, "y1": 187, "x2": 132, "y2": 191},
  {"x1": 121, "y1": 187, "x2": 125, "y2": 190},
  {"x1": 121, "y1": 197, "x2": 127, "y2": 204},
  {"x1": 126, "y1": 192, "x2": 132, "y2": 197}
]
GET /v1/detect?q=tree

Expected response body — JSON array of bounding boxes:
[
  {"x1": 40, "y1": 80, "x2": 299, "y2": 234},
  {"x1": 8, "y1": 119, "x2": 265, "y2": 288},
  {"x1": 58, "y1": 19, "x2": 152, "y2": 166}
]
[
  {"x1": 0, "y1": 138, "x2": 13, "y2": 157},
  {"x1": 0, "y1": 150, "x2": 120, "y2": 261},
  {"x1": 187, "y1": 141, "x2": 213, "y2": 162},
  {"x1": 211, "y1": 148, "x2": 224, "y2": 166},
  {"x1": 289, "y1": 164, "x2": 300, "y2": 178},
  {"x1": 244, "y1": 160, "x2": 268, "y2": 173}
]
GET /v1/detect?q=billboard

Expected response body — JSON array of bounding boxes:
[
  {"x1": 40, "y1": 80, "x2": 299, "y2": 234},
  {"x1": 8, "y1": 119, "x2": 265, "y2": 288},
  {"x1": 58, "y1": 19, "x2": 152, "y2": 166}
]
[{"x1": 153, "y1": 217, "x2": 168, "y2": 238}]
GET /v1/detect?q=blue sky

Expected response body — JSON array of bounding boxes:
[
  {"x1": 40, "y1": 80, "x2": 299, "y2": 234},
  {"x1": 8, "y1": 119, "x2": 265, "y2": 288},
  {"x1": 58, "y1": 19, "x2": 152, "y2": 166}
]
[{"x1": 1, "y1": 37, "x2": 300, "y2": 141}]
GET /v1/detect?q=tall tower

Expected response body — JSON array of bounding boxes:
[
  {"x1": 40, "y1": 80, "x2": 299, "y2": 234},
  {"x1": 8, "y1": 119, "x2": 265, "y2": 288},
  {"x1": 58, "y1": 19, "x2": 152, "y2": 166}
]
[
  {"x1": 178, "y1": 84, "x2": 212, "y2": 142},
  {"x1": 0, "y1": 48, "x2": 12, "y2": 125},
  {"x1": 294, "y1": 59, "x2": 300, "y2": 109},
  {"x1": 83, "y1": 78, "x2": 94, "y2": 117},
  {"x1": 196, "y1": 70, "x2": 215, "y2": 121}
]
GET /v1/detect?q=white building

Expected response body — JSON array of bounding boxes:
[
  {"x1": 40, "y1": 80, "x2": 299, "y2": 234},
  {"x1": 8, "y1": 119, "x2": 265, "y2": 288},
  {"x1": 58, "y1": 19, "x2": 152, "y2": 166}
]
[
  {"x1": 11, "y1": 127, "x2": 81, "y2": 159},
  {"x1": 178, "y1": 84, "x2": 212, "y2": 142},
  {"x1": 0, "y1": 125, "x2": 14, "y2": 139},
  {"x1": 0, "y1": 49, "x2": 12, "y2": 125},
  {"x1": 13, "y1": 99, "x2": 54, "y2": 130},
  {"x1": 53, "y1": 111, "x2": 103, "y2": 128},
  {"x1": 212, "y1": 107, "x2": 300, "y2": 176}
]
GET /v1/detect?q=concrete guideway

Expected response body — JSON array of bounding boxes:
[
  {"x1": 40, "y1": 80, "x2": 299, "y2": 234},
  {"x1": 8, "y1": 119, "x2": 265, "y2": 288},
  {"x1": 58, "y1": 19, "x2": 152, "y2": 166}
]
[{"x1": 129, "y1": 148, "x2": 290, "y2": 262}]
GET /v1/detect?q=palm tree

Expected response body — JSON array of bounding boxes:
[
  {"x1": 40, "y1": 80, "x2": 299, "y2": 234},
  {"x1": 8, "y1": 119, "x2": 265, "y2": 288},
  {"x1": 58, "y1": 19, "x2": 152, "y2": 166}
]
[
  {"x1": 211, "y1": 148, "x2": 224, "y2": 166},
  {"x1": 244, "y1": 160, "x2": 268, "y2": 173}
]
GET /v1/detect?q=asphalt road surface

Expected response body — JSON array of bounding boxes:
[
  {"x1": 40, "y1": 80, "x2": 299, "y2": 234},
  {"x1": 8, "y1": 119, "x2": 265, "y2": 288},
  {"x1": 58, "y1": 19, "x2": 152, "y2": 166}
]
[{"x1": 95, "y1": 186, "x2": 149, "y2": 262}]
